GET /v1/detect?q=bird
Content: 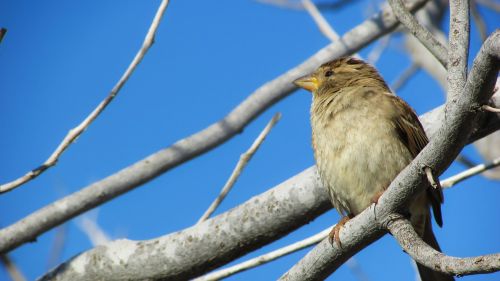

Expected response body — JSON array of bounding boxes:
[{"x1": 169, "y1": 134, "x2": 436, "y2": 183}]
[{"x1": 294, "y1": 57, "x2": 453, "y2": 281}]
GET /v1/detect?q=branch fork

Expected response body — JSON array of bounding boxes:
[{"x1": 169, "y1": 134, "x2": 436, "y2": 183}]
[{"x1": 386, "y1": 215, "x2": 500, "y2": 276}]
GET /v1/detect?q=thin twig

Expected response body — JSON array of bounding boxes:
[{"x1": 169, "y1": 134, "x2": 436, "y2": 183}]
[
  {"x1": 0, "y1": 28, "x2": 7, "y2": 44},
  {"x1": 46, "y1": 225, "x2": 67, "y2": 271},
  {"x1": 257, "y1": 0, "x2": 357, "y2": 11},
  {"x1": 471, "y1": 1, "x2": 488, "y2": 42},
  {"x1": 301, "y1": 0, "x2": 363, "y2": 60},
  {"x1": 194, "y1": 227, "x2": 331, "y2": 281},
  {"x1": 256, "y1": 0, "x2": 304, "y2": 10},
  {"x1": 77, "y1": 212, "x2": 111, "y2": 246},
  {"x1": 441, "y1": 156, "x2": 500, "y2": 188},
  {"x1": 0, "y1": 254, "x2": 26, "y2": 281},
  {"x1": 302, "y1": 0, "x2": 340, "y2": 42},
  {"x1": 391, "y1": 63, "x2": 420, "y2": 92},
  {"x1": 388, "y1": 0, "x2": 448, "y2": 67},
  {"x1": 0, "y1": 0, "x2": 171, "y2": 194},
  {"x1": 387, "y1": 215, "x2": 500, "y2": 276},
  {"x1": 345, "y1": 258, "x2": 372, "y2": 281},
  {"x1": 197, "y1": 113, "x2": 281, "y2": 223},
  {"x1": 455, "y1": 154, "x2": 476, "y2": 168},
  {"x1": 483, "y1": 104, "x2": 500, "y2": 113},
  {"x1": 367, "y1": 35, "x2": 391, "y2": 65}
]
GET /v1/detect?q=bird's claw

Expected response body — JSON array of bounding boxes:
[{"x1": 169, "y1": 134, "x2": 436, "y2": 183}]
[{"x1": 328, "y1": 216, "x2": 351, "y2": 248}]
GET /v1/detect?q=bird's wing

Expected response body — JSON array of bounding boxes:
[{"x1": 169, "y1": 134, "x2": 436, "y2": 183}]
[{"x1": 386, "y1": 93, "x2": 444, "y2": 227}]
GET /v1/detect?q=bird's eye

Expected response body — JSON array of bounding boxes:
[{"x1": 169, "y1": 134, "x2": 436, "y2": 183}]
[{"x1": 325, "y1": 70, "x2": 334, "y2": 77}]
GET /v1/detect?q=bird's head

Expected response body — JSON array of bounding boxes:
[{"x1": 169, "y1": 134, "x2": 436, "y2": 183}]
[{"x1": 293, "y1": 57, "x2": 389, "y2": 94}]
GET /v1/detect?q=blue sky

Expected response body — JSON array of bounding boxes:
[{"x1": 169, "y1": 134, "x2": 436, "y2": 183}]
[{"x1": 1, "y1": 1, "x2": 498, "y2": 280}]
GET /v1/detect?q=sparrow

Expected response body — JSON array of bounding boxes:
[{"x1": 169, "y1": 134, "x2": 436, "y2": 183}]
[{"x1": 294, "y1": 57, "x2": 453, "y2": 281}]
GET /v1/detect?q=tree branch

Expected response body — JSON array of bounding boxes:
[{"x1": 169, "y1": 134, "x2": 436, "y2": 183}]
[
  {"x1": 386, "y1": 215, "x2": 500, "y2": 275},
  {"x1": 0, "y1": 0, "x2": 431, "y2": 255},
  {"x1": 441, "y1": 156, "x2": 500, "y2": 188},
  {"x1": 388, "y1": 0, "x2": 448, "y2": 67},
  {"x1": 302, "y1": 0, "x2": 340, "y2": 42},
  {"x1": 471, "y1": 1, "x2": 488, "y2": 42},
  {"x1": 40, "y1": 168, "x2": 330, "y2": 281},
  {"x1": 391, "y1": 62, "x2": 420, "y2": 92},
  {"x1": 194, "y1": 227, "x2": 331, "y2": 281},
  {"x1": 0, "y1": 0, "x2": 171, "y2": 194},
  {"x1": 447, "y1": 0, "x2": 470, "y2": 99},
  {"x1": 197, "y1": 113, "x2": 281, "y2": 223},
  {"x1": 0, "y1": 28, "x2": 7, "y2": 44},
  {"x1": 1, "y1": 254, "x2": 26, "y2": 281}
]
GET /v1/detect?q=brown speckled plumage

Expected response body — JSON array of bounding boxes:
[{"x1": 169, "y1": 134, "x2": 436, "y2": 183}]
[{"x1": 294, "y1": 57, "x2": 453, "y2": 281}]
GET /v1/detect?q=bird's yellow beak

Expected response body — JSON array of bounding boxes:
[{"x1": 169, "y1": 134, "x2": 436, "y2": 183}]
[{"x1": 293, "y1": 75, "x2": 318, "y2": 92}]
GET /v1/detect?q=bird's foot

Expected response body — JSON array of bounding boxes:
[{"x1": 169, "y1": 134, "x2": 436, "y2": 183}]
[
  {"x1": 370, "y1": 190, "x2": 384, "y2": 205},
  {"x1": 328, "y1": 216, "x2": 351, "y2": 248},
  {"x1": 371, "y1": 191, "x2": 385, "y2": 220}
]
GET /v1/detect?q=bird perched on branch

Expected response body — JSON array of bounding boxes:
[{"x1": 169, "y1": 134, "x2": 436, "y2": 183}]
[{"x1": 294, "y1": 57, "x2": 453, "y2": 281}]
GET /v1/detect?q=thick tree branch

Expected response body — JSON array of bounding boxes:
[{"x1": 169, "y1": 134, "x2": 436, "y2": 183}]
[
  {"x1": 0, "y1": 0, "x2": 431, "y2": 255},
  {"x1": 0, "y1": 0, "x2": 171, "y2": 193},
  {"x1": 387, "y1": 215, "x2": 500, "y2": 275},
  {"x1": 280, "y1": 30, "x2": 499, "y2": 281},
  {"x1": 388, "y1": 0, "x2": 448, "y2": 67},
  {"x1": 39, "y1": 168, "x2": 330, "y2": 281}
]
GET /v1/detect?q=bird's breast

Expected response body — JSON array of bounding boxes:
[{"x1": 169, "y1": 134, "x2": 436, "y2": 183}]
[{"x1": 311, "y1": 94, "x2": 413, "y2": 216}]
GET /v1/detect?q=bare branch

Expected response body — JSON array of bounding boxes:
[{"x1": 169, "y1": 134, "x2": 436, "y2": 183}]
[
  {"x1": 441, "y1": 156, "x2": 500, "y2": 188},
  {"x1": 257, "y1": 0, "x2": 361, "y2": 11},
  {"x1": 447, "y1": 0, "x2": 470, "y2": 99},
  {"x1": 46, "y1": 225, "x2": 67, "y2": 271},
  {"x1": 301, "y1": 0, "x2": 364, "y2": 60},
  {"x1": 256, "y1": 0, "x2": 304, "y2": 10},
  {"x1": 403, "y1": 1, "x2": 448, "y2": 91},
  {"x1": 1, "y1": 254, "x2": 26, "y2": 281},
  {"x1": 456, "y1": 153, "x2": 476, "y2": 168},
  {"x1": 367, "y1": 35, "x2": 391, "y2": 65},
  {"x1": 345, "y1": 258, "x2": 372, "y2": 281},
  {"x1": 39, "y1": 167, "x2": 330, "y2": 281},
  {"x1": 0, "y1": 0, "x2": 432, "y2": 255},
  {"x1": 388, "y1": 0, "x2": 448, "y2": 67},
  {"x1": 76, "y1": 213, "x2": 111, "y2": 246},
  {"x1": 0, "y1": 0, "x2": 171, "y2": 194},
  {"x1": 391, "y1": 63, "x2": 420, "y2": 92},
  {"x1": 483, "y1": 104, "x2": 500, "y2": 113},
  {"x1": 194, "y1": 227, "x2": 331, "y2": 281},
  {"x1": 471, "y1": 1, "x2": 488, "y2": 42},
  {"x1": 197, "y1": 113, "x2": 281, "y2": 223},
  {"x1": 386, "y1": 215, "x2": 500, "y2": 276},
  {"x1": 0, "y1": 28, "x2": 7, "y2": 44},
  {"x1": 302, "y1": 0, "x2": 340, "y2": 42}
]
